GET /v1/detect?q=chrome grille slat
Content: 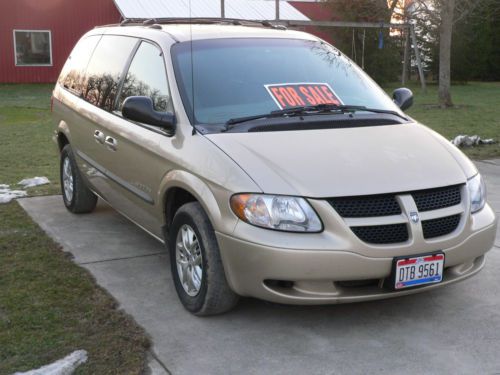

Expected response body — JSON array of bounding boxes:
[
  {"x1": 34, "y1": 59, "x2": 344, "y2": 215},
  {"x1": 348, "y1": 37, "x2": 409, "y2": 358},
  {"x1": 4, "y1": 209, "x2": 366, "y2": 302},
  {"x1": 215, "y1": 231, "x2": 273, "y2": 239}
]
[
  {"x1": 418, "y1": 203, "x2": 463, "y2": 221},
  {"x1": 344, "y1": 214, "x2": 407, "y2": 227}
]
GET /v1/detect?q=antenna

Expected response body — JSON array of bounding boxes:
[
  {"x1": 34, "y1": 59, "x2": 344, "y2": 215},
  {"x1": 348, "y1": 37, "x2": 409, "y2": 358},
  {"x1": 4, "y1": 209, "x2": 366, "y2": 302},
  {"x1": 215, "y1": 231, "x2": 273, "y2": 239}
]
[{"x1": 189, "y1": 0, "x2": 196, "y2": 135}]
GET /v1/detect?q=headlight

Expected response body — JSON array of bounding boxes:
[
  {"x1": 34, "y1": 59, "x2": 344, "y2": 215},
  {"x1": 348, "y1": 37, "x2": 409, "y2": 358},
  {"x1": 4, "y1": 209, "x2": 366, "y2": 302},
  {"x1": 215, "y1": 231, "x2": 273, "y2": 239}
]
[
  {"x1": 230, "y1": 194, "x2": 323, "y2": 232},
  {"x1": 467, "y1": 173, "x2": 486, "y2": 213}
]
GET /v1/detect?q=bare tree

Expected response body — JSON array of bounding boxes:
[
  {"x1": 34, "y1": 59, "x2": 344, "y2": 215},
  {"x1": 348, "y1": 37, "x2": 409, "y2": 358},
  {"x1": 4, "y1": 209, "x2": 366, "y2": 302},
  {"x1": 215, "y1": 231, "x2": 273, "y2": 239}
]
[
  {"x1": 438, "y1": 0, "x2": 455, "y2": 107},
  {"x1": 410, "y1": 0, "x2": 491, "y2": 108}
]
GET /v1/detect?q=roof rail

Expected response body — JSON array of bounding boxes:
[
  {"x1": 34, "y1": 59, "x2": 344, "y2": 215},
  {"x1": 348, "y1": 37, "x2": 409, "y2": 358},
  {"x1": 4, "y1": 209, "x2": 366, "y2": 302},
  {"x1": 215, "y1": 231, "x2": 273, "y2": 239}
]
[
  {"x1": 120, "y1": 18, "x2": 133, "y2": 26},
  {"x1": 116, "y1": 17, "x2": 286, "y2": 30}
]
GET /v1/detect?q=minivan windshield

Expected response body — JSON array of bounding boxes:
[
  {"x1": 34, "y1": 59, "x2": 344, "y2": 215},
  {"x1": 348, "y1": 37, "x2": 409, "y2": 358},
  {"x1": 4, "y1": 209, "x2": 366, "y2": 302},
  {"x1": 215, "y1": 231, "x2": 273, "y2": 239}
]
[{"x1": 171, "y1": 38, "x2": 403, "y2": 125}]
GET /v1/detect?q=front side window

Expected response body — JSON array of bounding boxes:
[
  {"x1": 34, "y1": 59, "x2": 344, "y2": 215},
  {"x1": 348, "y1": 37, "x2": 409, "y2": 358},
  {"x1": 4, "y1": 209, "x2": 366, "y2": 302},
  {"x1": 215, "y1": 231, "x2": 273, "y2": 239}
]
[
  {"x1": 118, "y1": 41, "x2": 171, "y2": 112},
  {"x1": 83, "y1": 35, "x2": 137, "y2": 111},
  {"x1": 172, "y1": 38, "x2": 403, "y2": 125},
  {"x1": 14, "y1": 30, "x2": 52, "y2": 66}
]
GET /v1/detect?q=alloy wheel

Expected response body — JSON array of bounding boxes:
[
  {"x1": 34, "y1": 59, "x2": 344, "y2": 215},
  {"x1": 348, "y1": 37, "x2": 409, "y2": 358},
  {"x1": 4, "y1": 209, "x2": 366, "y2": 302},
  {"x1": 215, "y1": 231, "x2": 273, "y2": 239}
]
[
  {"x1": 62, "y1": 156, "x2": 74, "y2": 202},
  {"x1": 175, "y1": 224, "x2": 203, "y2": 296}
]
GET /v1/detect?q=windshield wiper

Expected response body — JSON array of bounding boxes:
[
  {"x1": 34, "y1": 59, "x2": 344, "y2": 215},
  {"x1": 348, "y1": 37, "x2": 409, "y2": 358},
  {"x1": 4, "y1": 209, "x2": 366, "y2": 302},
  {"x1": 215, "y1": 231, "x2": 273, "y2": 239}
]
[{"x1": 224, "y1": 104, "x2": 408, "y2": 130}]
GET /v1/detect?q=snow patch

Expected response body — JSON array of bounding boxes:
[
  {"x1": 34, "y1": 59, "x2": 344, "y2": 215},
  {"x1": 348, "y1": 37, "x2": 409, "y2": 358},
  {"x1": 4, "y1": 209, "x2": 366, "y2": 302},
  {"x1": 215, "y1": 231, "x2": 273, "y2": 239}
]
[
  {"x1": 13, "y1": 350, "x2": 88, "y2": 375},
  {"x1": 1, "y1": 176, "x2": 50, "y2": 204},
  {"x1": 18, "y1": 177, "x2": 50, "y2": 188},
  {"x1": 0, "y1": 185, "x2": 27, "y2": 204}
]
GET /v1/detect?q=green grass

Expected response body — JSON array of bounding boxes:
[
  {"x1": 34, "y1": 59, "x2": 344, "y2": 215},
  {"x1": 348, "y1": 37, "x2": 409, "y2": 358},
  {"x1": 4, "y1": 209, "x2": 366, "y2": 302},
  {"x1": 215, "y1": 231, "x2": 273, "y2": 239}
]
[
  {"x1": 0, "y1": 204, "x2": 149, "y2": 374},
  {"x1": 0, "y1": 84, "x2": 59, "y2": 195},
  {"x1": 386, "y1": 81, "x2": 500, "y2": 159},
  {"x1": 0, "y1": 84, "x2": 150, "y2": 374}
]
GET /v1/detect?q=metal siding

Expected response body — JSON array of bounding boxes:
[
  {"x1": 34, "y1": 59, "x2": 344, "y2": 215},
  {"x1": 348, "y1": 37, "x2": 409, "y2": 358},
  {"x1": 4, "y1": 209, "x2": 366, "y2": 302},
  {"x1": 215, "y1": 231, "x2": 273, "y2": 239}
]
[
  {"x1": 288, "y1": 1, "x2": 336, "y2": 21},
  {"x1": 287, "y1": 1, "x2": 336, "y2": 44},
  {"x1": 113, "y1": 0, "x2": 309, "y2": 20},
  {"x1": 0, "y1": 0, "x2": 120, "y2": 83}
]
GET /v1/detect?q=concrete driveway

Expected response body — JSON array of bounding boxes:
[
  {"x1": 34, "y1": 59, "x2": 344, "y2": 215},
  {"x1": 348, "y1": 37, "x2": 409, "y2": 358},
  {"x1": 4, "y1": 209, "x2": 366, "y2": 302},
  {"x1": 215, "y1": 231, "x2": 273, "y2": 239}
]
[{"x1": 19, "y1": 161, "x2": 500, "y2": 375}]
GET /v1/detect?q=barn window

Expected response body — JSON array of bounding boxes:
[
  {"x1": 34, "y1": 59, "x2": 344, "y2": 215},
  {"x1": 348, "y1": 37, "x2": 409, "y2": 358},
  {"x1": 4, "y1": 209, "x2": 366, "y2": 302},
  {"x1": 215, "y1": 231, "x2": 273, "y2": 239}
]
[{"x1": 13, "y1": 30, "x2": 52, "y2": 66}]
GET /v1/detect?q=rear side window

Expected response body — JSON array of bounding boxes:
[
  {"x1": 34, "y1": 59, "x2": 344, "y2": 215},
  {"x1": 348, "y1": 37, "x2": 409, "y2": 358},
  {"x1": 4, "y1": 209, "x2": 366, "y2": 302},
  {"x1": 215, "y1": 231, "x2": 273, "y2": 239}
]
[
  {"x1": 83, "y1": 35, "x2": 137, "y2": 111},
  {"x1": 58, "y1": 35, "x2": 100, "y2": 95},
  {"x1": 118, "y1": 41, "x2": 171, "y2": 112}
]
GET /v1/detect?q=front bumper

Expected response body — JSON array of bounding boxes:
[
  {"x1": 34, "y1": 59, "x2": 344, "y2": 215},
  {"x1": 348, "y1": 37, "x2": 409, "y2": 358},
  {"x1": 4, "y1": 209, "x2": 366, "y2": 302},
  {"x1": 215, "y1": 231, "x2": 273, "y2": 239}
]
[{"x1": 216, "y1": 204, "x2": 497, "y2": 304}]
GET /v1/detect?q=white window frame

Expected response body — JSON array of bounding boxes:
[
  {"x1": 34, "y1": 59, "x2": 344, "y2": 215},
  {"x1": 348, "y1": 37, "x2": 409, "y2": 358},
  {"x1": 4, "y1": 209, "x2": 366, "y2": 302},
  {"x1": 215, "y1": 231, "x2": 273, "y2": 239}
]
[{"x1": 13, "y1": 29, "x2": 53, "y2": 67}]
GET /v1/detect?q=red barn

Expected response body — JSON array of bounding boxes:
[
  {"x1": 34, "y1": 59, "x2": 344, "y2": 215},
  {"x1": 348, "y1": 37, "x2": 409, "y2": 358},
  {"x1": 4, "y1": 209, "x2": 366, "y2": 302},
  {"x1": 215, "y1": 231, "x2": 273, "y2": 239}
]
[
  {"x1": 288, "y1": 1, "x2": 336, "y2": 43},
  {"x1": 0, "y1": 0, "x2": 120, "y2": 83},
  {"x1": 0, "y1": 0, "x2": 329, "y2": 83}
]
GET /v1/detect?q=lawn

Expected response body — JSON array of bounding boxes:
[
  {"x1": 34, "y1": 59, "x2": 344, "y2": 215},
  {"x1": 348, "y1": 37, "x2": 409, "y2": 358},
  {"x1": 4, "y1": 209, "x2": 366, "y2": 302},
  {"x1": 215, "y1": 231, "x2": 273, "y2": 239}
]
[
  {"x1": 386, "y1": 81, "x2": 500, "y2": 159},
  {"x1": 0, "y1": 84, "x2": 150, "y2": 374},
  {"x1": 0, "y1": 81, "x2": 498, "y2": 373}
]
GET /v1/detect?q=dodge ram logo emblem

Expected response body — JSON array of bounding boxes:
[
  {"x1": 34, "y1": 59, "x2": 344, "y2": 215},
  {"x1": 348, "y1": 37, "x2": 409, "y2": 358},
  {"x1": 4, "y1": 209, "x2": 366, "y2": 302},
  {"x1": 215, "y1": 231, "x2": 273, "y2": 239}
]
[{"x1": 410, "y1": 212, "x2": 420, "y2": 223}]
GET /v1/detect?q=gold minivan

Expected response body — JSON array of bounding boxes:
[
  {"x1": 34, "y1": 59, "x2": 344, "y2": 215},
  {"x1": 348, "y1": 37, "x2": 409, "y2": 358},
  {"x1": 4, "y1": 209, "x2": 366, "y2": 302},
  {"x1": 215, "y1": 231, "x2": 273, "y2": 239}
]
[{"x1": 52, "y1": 20, "x2": 497, "y2": 315}]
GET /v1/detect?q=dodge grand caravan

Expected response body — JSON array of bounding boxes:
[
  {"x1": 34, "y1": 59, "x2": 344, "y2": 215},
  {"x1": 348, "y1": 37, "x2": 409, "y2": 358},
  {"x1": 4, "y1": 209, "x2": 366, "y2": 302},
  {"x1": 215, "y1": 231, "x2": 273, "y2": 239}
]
[{"x1": 52, "y1": 20, "x2": 497, "y2": 315}]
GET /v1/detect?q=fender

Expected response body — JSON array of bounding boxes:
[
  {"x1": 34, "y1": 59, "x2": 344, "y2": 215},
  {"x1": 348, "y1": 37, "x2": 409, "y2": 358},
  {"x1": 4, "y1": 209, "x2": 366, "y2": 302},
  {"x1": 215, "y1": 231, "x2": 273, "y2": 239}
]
[
  {"x1": 157, "y1": 169, "x2": 237, "y2": 235},
  {"x1": 55, "y1": 120, "x2": 71, "y2": 145},
  {"x1": 53, "y1": 87, "x2": 72, "y2": 150}
]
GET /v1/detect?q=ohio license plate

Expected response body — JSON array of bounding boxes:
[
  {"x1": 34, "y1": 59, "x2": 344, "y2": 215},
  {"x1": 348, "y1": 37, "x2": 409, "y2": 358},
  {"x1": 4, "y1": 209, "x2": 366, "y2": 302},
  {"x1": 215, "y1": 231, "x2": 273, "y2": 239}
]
[{"x1": 393, "y1": 253, "x2": 445, "y2": 290}]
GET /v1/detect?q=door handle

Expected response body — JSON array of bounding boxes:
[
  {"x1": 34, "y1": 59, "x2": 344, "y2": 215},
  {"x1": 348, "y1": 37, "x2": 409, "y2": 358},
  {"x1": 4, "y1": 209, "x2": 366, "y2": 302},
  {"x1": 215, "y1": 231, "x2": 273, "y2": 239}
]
[
  {"x1": 93, "y1": 130, "x2": 105, "y2": 144},
  {"x1": 105, "y1": 136, "x2": 117, "y2": 151}
]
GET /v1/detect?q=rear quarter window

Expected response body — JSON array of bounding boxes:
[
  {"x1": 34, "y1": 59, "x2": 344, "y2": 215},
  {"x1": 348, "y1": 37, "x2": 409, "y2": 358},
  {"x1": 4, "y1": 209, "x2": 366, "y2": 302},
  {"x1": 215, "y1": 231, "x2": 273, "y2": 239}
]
[{"x1": 58, "y1": 35, "x2": 100, "y2": 95}]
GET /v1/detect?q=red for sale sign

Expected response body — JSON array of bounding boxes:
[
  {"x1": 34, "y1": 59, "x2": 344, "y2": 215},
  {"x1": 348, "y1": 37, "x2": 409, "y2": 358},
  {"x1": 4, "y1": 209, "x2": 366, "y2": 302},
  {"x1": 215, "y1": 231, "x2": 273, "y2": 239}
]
[{"x1": 265, "y1": 82, "x2": 343, "y2": 110}]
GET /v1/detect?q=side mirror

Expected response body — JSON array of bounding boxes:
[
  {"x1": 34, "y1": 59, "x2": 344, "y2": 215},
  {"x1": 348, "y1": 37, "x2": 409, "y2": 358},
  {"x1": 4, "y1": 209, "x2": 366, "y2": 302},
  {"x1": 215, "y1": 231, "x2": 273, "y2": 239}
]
[
  {"x1": 122, "y1": 96, "x2": 176, "y2": 136},
  {"x1": 392, "y1": 88, "x2": 413, "y2": 111}
]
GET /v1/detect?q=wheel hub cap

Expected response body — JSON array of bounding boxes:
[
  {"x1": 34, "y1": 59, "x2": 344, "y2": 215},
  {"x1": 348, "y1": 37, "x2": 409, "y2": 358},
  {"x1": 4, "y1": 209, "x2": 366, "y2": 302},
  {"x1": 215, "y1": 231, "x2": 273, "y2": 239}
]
[
  {"x1": 62, "y1": 157, "x2": 74, "y2": 202},
  {"x1": 176, "y1": 224, "x2": 203, "y2": 297}
]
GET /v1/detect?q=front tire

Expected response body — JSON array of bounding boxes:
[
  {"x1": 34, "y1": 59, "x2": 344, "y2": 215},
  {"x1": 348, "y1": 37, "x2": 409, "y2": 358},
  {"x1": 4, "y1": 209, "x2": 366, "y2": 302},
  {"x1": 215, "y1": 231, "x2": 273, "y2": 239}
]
[
  {"x1": 169, "y1": 202, "x2": 239, "y2": 316},
  {"x1": 60, "y1": 144, "x2": 97, "y2": 214}
]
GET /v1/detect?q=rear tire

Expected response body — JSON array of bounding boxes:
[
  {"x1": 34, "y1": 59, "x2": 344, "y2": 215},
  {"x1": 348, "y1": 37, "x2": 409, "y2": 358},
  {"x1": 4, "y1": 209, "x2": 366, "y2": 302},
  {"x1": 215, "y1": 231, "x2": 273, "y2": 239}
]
[
  {"x1": 169, "y1": 202, "x2": 239, "y2": 316},
  {"x1": 60, "y1": 144, "x2": 97, "y2": 214}
]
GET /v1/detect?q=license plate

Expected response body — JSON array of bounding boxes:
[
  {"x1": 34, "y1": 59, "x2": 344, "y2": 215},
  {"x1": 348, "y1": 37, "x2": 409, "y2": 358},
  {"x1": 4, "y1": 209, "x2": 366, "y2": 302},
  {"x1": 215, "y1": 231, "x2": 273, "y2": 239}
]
[{"x1": 392, "y1": 253, "x2": 444, "y2": 290}]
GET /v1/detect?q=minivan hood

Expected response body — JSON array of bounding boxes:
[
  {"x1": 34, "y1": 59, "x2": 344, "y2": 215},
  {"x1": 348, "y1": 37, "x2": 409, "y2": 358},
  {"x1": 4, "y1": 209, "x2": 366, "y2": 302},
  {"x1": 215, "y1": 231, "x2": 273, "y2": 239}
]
[{"x1": 206, "y1": 123, "x2": 471, "y2": 197}]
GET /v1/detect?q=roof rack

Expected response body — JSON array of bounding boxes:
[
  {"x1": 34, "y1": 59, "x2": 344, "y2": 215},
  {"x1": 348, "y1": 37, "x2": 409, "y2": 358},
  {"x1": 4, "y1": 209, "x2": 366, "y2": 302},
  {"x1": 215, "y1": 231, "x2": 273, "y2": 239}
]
[{"x1": 116, "y1": 17, "x2": 286, "y2": 30}]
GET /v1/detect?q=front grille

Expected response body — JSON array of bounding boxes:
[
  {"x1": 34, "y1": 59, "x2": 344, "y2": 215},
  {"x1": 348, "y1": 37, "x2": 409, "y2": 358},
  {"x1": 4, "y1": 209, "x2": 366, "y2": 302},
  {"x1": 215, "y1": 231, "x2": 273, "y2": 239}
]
[
  {"x1": 329, "y1": 185, "x2": 462, "y2": 219},
  {"x1": 328, "y1": 195, "x2": 401, "y2": 217},
  {"x1": 351, "y1": 224, "x2": 409, "y2": 244},
  {"x1": 412, "y1": 185, "x2": 462, "y2": 212},
  {"x1": 328, "y1": 184, "x2": 463, "y2": 245},
  {"x1": 422, "y1": 214, "x2": 461, "y2": 239}
]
